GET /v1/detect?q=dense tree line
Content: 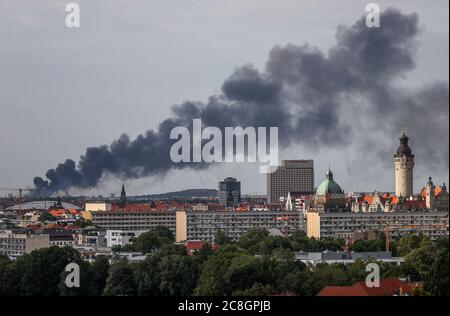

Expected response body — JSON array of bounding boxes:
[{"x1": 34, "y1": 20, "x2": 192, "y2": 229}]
[{"x1": 0, "y1": 227, "x2": 448, "y2": 296}]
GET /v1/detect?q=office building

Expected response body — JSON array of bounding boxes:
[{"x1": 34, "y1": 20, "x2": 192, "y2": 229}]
[
  {"x1": 218, "y1": 177, "x2": 241, "y2": 207},
  {"x1": 267, "y1": 160, "x2": 314, "y2": 204}
]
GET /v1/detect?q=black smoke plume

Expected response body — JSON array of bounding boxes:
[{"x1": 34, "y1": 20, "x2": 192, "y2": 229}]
[{"x1": 33, "y1": 8, "x2": 449, "y2": 196}]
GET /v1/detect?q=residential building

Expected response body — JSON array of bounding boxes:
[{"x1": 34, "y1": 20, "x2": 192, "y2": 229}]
[
  {"x1": 176, "y1": 209, "x2": 304, "y2": 242},
  {"x1": 41, "y1": 228, "x2": 75, "y2": 247},
  {"x1": 75, "y1": 229, "x2": 107, "y2": 247},
  {"x1": 0, "y1": 230, "x2": 49, "y2": 257},
  {"x1": 88, "y1": 209, "x2": 176, "y2": 233},
  {"x1": 306, "y1": 211, "x2": 449, "y2": 240},
  {"x1": 420, "y1": 177, "x2": 449, "y2": 212},
  {"x1": 267, "y1": 160, "x2": 314, "y2": 204},
  {"x1": 106, "y1": 230, "x2": 147, "y2": 247},
  {"x1": 84, "y1": 202, "x2": 112, "y2": 212}
]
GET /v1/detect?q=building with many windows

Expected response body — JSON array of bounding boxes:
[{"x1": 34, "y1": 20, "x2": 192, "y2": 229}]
[
  {"x1": 306, "y1": 211, "x2": 449, "y2": 240},
  {"x1": 0, "y1": 230, "x2": 49, "y2": 257},
  {"x1": 86, "y1": 209, "x2": 177, "y2": 234},
  {"x1": 267, "y1": 160, "x2": 315, "y2": 204},
  {"x1": 176, "y1": 209, "x2": 304, "y2": 242},
  {"x1": 218, "y1": 177, "x2": 241, "y2": 207}
]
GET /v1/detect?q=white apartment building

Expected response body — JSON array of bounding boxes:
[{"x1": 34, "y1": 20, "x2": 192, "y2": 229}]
[
  {"x1": 176, "y1": 209, "x2": 304, "y2": 242},
  {"x1": 106, "y1": 230, "x2": 147, "y2": 247},
  {"x1": 0, "y1": 230, "x2": 49, "y2": 257},
  {"x1": 89, "y1": 210, "x2": 176, "y2": 233},
  {"x1": 307, "y1": 211, "x2": 449, "y2": 240}
]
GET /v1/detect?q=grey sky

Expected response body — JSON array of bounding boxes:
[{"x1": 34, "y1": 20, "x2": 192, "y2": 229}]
[{"x1": 0, "y1": 0, "x2": 448, "y2": 196}]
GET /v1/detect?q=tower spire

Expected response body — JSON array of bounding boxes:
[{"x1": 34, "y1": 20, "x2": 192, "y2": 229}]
[{"x1": 119, "y1": 182, "x2": 127, "y2": 208}]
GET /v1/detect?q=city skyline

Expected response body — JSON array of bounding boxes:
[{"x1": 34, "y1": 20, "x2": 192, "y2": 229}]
[{"x1": 0, "y1": 1, "x2": 448, "y2": 196}]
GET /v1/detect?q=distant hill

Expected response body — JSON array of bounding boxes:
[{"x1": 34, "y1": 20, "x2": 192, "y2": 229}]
[{"x1": 139, "y1": 189, "x2": 218, "y2": 199}]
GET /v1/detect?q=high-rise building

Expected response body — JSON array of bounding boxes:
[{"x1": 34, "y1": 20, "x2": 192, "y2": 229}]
[
  {"x1": 394, "y1": 132, "x2": 414, "y2": 197},
  {"x1": 267, "y1": 160, "x2": 314, "y2": 204},
  {"x1": 218, "y1": 177, "x2": 241, "y2": 207}
]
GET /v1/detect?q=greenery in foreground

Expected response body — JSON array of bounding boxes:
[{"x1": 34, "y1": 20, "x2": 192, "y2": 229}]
[{"x1": 0, "y1": 227, "x2": 448, "y2": 296}]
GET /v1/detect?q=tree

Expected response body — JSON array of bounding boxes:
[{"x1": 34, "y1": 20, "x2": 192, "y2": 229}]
[
  {"x1": 75, "y1": 218, "x2": 93, "y2": 228},
  {"x1": 38, "y1": 212, "x2": 57, "y2": 222},
  {"x1": 0, "y1": 246, "x2": 83, "y2": 296},
  {"x1": 237, "y1": 228, "x2": 269, "y2": 254},
  {"x1": 103, "y1": 259, "x2": 137, "y2": 296},
  {"x1": 397, "y1": 234, "x2": 429, "y2": 257},
  {"x1": 133, "y1": 226, "x2": 174, "y2": 254},
  {"x1": 58, "y1": 260, "x2": 94, "y2": 296},
  {"x1": 214, "y1": 229, "x2": 232, "y2": 246},
  {"x1": 404, "y1": 243, "x2": 437, "y2": 281},
  {"x1": 232, "y1": 283, "x2": 275, "y2": 296},
  {"x1": 135, "y1": 247, "x2": 200, "y2": 296},
  {"x1": 194, "y1": 245, "x2": 246, "y2": 296},
  {"x1": 426, "y1": 249, "x2": 449, "y2": 296},
  {"x1": 259, "y1": 236, "x2": 292, "y2": 255},
  {"x1": 158, "y1": 255, "x2": 200, "y2": 296},
  {"x1": 90, "y1": 255, "x2": 110, "y2": 296}
]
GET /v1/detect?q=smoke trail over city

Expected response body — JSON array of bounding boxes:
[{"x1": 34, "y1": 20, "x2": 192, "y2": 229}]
[{"x1": 33, "y1": 8, "x2": 449, "y2": 196}]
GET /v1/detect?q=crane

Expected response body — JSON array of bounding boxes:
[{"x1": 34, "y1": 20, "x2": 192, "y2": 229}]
[
  {"x1": 0, "y1": 187, "x2": 35, "y2": 199},
  {"x1": 383, "y1": 222, "x2": 449, "y2": 254}
]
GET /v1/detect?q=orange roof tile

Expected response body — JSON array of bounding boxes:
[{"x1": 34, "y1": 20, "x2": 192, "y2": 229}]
[{"x1": 317, "y1": 278, "x2": 421, "y2": 296}]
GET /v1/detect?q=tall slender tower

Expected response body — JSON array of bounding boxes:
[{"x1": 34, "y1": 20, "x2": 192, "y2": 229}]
[
  {"x1": 119, "y1": 183, "x2": 127, "y2": 208},
  {"x1": 394, "y1": 131, "x2": 415, "y2": 197}
]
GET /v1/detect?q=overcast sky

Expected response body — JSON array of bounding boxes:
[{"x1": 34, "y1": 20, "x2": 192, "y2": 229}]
[{"x1": 0, "y1": 0, "x2": 448, "y2": 196}]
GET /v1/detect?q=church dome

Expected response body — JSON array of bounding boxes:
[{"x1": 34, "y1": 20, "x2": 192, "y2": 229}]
[{"x1": 316, "y1": 168, "x2": 344, "y2": 196}]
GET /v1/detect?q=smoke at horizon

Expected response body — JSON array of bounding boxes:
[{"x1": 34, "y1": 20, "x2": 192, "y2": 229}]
[{"x1": 32, "y1": 8, "x2": 449, "y2": 196}]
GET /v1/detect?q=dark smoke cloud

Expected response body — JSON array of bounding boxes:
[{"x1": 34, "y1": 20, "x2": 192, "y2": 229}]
[{"x1": 33, "y1": 8, "x2": 449, "y2": 196}]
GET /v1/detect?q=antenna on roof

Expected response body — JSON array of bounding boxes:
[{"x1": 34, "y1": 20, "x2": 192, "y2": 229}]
[{"x1": 401, "y1": 127, "x2": 407, "y2": 136}]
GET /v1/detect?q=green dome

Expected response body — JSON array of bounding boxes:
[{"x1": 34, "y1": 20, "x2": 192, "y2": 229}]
[{"x1": 316, "y1": 168, "x2": 344, "y2": 195}]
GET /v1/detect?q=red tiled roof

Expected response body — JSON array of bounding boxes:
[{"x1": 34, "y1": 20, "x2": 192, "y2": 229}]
[
  {"x1": 420, "y1": 186, "x2": 446, "y2": 198},
  {"x1": 317, "y1": 278, "x2": 421, "y2": 296},
  {"x1": 184, "y1": 240, "x2": 218, "y2": 255},
  {"x1": 111, "y1": 204, "x2": 152, "y2": 211}
]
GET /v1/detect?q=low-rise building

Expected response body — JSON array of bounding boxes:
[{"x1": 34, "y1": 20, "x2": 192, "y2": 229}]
[
  {"x1": 106, "y1": 229, "x2": 147, "y2": 247},
  {"x1": 295, "y1": 251, "x2": 404, "y2": 266},
  {"x1": 75, "y1": 229, "x2": 107, "y2": 247},
  {"x1": 41, "y1": 228, "x2": 75, "y2": 247}
]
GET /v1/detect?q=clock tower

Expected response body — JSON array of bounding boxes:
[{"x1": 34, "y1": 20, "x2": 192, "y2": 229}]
[{"x1": 394, "y1": 131, "x2": 414, "y2": 197}]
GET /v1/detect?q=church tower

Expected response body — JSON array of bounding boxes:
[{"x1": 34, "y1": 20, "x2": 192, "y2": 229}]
[
  {"x1": 425, "y1": 177, "x2": 436, "y2": 209},
  {"x1": 119, "y1": 183, "x2": 127, "y2": 208},
  {"x1": 394, "y1": 131, "x2": 414, "y2": 197}
]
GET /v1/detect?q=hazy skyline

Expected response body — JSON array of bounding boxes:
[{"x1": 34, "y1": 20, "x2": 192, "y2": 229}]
[{"x1": 0, "y1": 0, "x2": 448, "y2": 196}]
